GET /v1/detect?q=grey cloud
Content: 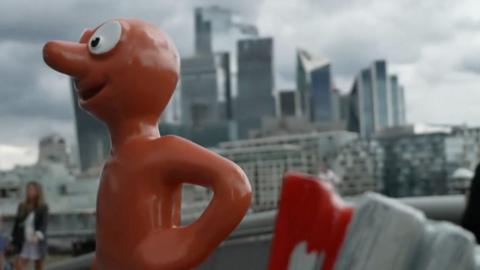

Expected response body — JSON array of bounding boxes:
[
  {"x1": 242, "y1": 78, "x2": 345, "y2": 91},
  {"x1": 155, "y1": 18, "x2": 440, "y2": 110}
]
[{"x1": 458, "y1": 54, "x2": 480, "y2": 74}]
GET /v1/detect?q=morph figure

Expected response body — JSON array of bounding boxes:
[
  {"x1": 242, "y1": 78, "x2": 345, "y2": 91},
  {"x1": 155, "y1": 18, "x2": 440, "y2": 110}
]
[{"x1": 43, "y1": 19, "x2": 252, "y2": 270}]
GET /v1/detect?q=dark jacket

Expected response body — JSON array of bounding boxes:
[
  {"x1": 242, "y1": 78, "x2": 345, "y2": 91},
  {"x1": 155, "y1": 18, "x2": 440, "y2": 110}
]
[
  {"x1": 462, "y1": 164, "x2": 480, "y2": 243},
  {"x1": 11, "y1": 203, "x2": 49, "y2": 257}
]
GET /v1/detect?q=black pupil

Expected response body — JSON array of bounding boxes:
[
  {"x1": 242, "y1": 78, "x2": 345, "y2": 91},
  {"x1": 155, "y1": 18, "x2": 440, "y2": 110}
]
[{"x1": 90, "y1": 37, "x2": 100, "y2": 48}]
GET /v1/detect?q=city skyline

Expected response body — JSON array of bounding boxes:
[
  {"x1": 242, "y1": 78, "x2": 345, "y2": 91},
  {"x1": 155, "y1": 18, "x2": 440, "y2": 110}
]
[{"x1": 2, "y1": 0, "x2": 480, "y2": 169}]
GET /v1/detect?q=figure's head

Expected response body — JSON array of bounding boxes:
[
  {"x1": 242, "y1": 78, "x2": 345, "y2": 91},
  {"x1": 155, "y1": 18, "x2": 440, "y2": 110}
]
[{"x1": 43, "y1": 19, "x2": 180, "y2": 124}]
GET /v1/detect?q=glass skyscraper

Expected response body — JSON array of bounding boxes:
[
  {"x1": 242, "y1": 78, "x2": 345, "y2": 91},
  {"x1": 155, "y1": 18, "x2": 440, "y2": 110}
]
[
  {"x1": 180, "y1": 54, "x2": 226, "y2": 128},
  {"x1": 296, "y1": 49, "x2": 335, "y2": 124},
  {"x1": 278, "y1": 91, "x2": 297, "y2": 117},
  {"x1": 235, "y1": 37, "x2": 275, "y2": 138},
  {"x1": 359, "y1": 69, "x2": 376, "y2": 137},
  {"x1": 390, "y1": 75, "x2": 401, "y2": 126},
  {"x1": 349, "y1": 60, "x2": 407, "y2": 138},
  {"x1": 371, "y1": 61, "x2": 390, "y2": 130}
]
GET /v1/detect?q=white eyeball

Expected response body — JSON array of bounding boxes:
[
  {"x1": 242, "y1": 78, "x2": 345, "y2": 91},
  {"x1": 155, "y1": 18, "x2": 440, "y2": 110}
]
[{"x1": 88, "y1": 20, "x2": 122, "y2": 55}]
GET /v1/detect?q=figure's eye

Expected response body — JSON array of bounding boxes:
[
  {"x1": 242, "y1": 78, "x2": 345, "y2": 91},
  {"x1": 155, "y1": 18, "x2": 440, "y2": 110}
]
[{"x1": 88, "y1": 20, "x2": 122, "y2": 55}]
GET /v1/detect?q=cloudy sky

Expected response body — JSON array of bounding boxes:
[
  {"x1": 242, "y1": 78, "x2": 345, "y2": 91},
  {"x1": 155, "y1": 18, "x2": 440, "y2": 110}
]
[{"x1": 1, "y1": 0, "x2": 480, "y2": 169}]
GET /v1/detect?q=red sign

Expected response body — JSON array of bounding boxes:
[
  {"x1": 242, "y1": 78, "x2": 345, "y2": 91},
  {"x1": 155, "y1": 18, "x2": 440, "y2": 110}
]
[{"x1": 269, "y1": 172, "x2": 354, "y2": 270}]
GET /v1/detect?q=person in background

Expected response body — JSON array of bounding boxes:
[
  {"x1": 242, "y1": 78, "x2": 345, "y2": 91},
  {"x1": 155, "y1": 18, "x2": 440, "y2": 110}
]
[
  {"x1": 462, "y1": 163, "x2": 480, "y2": 243},
  {"x1": 11, "y1": 181, "x2": 48, "y2": 270},
  {"x1": 0, "y1": 210, "x2": 6, "y2": 270}
]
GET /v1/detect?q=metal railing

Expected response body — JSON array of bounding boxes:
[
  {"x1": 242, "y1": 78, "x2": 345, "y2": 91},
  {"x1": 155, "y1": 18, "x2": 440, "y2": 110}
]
[{"x1": 46, "y1": 195, "x2": 467, "y2": 270}]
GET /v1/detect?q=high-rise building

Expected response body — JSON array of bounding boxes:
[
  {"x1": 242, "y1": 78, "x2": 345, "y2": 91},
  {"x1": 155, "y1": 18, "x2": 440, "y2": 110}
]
[
  {"x1": 296, "y1": 49, "x2": 335, "y2": 124},
  {"x1": 390, "y1": 75, "x2": 401, "y2": 126},
  {"x1": 195, "y1": 6, "x2": 258, "y2": 56},
  {"x1": 180, "y1": 54, "x2": 226, "y2": 128},
  {"x1": 348, "y1": 60, "x2": 407, "y2": 137},
  {"x1": 71, "y1": 82, "x2": 110, "y2": 173},
  {"x1": 398, "y1": 85, "x2": 407, "y2": 124},
  {"x1": 371, "y1": 60, "x2": 390, "y2": 130},
  {"x1": 191, "y1": 6, "x2": 259, "y2": 141},
  {"x1": 389, "y1": 75, "x2": 407, "y2": 126},
  {"x1": 235, "y1": 37, "x2": 275, "y2": 138},
  {"x1": 194, "y1": 6, "x2": 258, "y2": 99},
  {"x1": 349, "y1": 69, "x2": 376, "y2": 137},
  {"x1": 278, "y1": 91, "x2": 297, "y2": 117}
]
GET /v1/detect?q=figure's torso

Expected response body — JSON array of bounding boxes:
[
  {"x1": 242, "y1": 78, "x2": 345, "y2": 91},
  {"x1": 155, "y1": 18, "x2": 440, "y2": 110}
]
[{"x1": 95, "y1": 137, "x2": 182, "y2": 269}]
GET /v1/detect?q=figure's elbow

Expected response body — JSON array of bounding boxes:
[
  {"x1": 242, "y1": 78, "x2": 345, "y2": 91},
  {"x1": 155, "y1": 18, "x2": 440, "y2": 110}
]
[{"x1": 221, "y1": 163, "x2": 252, "y2": 210}]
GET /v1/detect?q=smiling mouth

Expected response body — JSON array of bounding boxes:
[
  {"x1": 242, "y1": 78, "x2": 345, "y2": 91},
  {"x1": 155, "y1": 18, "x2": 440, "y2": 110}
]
[{"x1": 75, "y1": 80, "x2": 107, "y2": 102}]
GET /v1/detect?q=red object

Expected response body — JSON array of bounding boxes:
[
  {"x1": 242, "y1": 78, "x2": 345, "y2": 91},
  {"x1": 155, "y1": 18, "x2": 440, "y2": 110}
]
[
  {"x1": 269, "y1": 172, "x2": 354, "y2": 270},
  {"x1": 43, "y1": 19, "x2": 252, "y2": 270}
]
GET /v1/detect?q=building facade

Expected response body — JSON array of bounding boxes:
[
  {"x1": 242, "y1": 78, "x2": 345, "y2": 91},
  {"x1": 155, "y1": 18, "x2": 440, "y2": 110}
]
[
  {"x1": 379, "y1": 126, "x2": 480, "y2": 197},
  {"x1": 371, "y1": 60, "x2": 390, "y2": 130},
  {"x1": 194, "y1": 6, "x2": 258, "y2": 56},
  {"x1": 217, "y1": 131, "x2": 358, "y2": 211},
  {"x1": 180, "y1": 54, "x2": 226, "y2": 128},
  {"x1": 296, "y1": 49, "x2": 336, "y2": 124},
  {"x1": 330, "y1": 139, "x2": 385, "y2": 196},
  {"x1": 349, "y1": 61, "x2": 407, "y2": 138},
  {"x1": 278, "y1": 91, "x2": 297, "y2": 117},
  {"x1": 235, "y1": 37, "x2": 275, "y2": 138},
  {"x1": 38, "y1": 134, "x2": 70, "y2": 166}
]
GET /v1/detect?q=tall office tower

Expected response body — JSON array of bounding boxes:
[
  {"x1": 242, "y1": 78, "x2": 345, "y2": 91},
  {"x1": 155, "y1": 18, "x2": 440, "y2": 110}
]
[
  {"x1": 398, "y1": 85, "x2": 407, "y2": 124},
  {"x1": 354, "y1": 69, "x2": 376, "y2": 137},
  {"x1": 180, "y1": 54, "x2": 227, "y2": 128},
  {"x1": 195, "y1": 6, "x2": 259, "y2": 56},
  {"x1": 296, "y1": 49, "x2": 335, "y2": 124},
  {"x1": 338, "y1": 93, "x2": 351, "y2": 125},
  {"x1": 349, "y1": 60, "x2": 407, "y2": 137},
  {"x1": 71, "y1": 81, "x2": 110, "y2": 173},
  {"x1": 194, "y1": 6, "x2": 258, "y2": 100},
  {"x1": 389, "y1": 75, "x2": 403, "y2": 126},
  {"x1": 278, "y1": 91, "x2": 297, "y2": 117},
  {"x1": 371, "y1": 60, "x2": 391, "y2": 130},
  {"x1": 236, "y1": 37, "x2": 275, "y2": 138}
]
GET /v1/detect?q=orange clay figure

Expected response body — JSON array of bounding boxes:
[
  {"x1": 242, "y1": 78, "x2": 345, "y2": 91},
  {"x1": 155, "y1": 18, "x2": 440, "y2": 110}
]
[{"x1": 42, "y1": 19, "x2": 252, "y2": 270}]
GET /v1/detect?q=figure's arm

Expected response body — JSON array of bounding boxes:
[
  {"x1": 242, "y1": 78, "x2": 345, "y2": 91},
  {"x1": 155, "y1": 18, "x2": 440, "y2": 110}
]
[{"x1": 161, "y1": 135, "x2": 252, "y2": 257}]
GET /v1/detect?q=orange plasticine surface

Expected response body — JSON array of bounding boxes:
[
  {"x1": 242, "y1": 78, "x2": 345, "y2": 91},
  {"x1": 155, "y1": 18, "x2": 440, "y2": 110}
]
[{"x1": 43, "y1": 19, "x2": 252, "y2": 270}]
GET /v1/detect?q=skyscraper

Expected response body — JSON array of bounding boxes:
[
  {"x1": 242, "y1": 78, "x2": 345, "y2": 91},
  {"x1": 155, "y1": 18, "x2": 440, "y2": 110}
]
[
  {"x1": 371, "y1": 60, "x2": 391, "y2": 130},
  {"x1": 194, "y1": 6, "x2": 258, "y2": 100},
  {"x1": 236, "y1": 37, "x2": 275, "y2": 138},
  {"x1": 180, "y1": 54, "x2": 225, "y2": 128},
  {"x1": 349, "y1": 60, "x2": 407, "y2": 137},
  {"x1": 357, "y1": 69, "x2": 376, "y2": 137},
  {"x1": 278, "y1": 91, "x2": 297, "y2": 117},
  {"x1": 296, "y1": 49, "x2": 335, "y2": 124},
  {"x1": 389, "y1": 75, "x2": 401, "y2": 126},
  {"x1": 398, "y1": 85, "x2": 407, "y2": 124},
  {"x1": 195, "y1": 6, "x2": 259, "y2": 56}
]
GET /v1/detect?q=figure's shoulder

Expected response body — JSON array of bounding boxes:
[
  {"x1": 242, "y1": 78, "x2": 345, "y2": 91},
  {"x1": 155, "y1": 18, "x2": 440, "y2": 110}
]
[
  {"x1": 153, "y1": 135, "x2": 220, "y2": 159},
  {"x1": 155, "y1": 135, "x2": 199, "y2": 149}
]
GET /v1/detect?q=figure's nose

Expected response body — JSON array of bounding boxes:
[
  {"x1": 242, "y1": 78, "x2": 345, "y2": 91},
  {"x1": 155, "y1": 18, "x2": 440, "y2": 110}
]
[{"x1": 43, "y1": 40, "x2": 89, "y2": 78}]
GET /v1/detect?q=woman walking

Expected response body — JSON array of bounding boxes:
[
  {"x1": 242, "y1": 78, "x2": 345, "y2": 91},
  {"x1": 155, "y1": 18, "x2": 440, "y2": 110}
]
[{"x1": 11, "y1": 181, "x2": 48, "y2": 270}]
